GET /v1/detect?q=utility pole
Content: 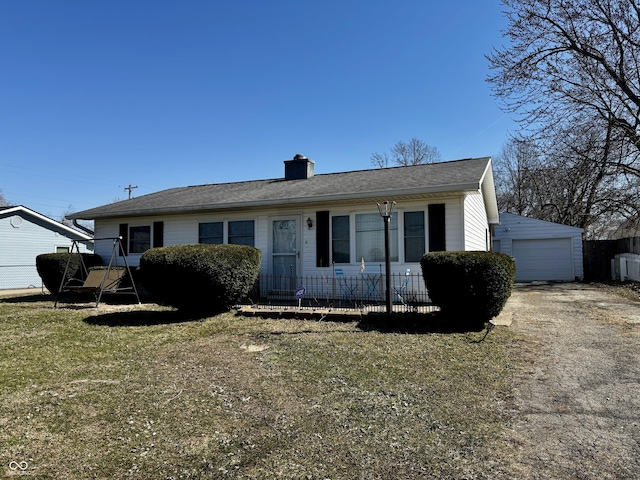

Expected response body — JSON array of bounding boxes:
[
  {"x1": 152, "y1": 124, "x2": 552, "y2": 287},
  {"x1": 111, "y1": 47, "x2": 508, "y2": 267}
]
[{"x1": 124, "y1": 184, "x2": 138, "y2": 199}]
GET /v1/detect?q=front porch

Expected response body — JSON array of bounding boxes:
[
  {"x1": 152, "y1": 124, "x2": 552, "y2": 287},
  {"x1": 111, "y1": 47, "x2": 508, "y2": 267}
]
[{"x1": 239, "y1": 271, "x2": 436, "y2": 316}]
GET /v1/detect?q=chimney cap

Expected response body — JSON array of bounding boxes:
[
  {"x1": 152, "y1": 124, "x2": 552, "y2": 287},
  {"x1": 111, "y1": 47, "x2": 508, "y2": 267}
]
[{"x1": 293, "y1": 153, "x2": 307, "y2": 161}]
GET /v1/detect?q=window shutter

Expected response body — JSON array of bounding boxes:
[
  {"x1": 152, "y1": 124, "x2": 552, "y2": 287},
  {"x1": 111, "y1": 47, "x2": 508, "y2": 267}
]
[
  {"x1": 316, "y1": 211, "x2": 330, "y2": 267},
  {"x1": 428, "y1": 204, "x2": 446, "y2": 252},
  {"x1": 119, "y1": 223, "x2": 129, "y2": 256},
  {"x1": 153, "y1": 221, "x2": 164, "y2": 248}
]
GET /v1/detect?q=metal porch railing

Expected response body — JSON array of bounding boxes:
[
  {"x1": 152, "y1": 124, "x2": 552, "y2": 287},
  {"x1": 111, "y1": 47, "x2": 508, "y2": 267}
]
[{"x1": 240, "y1": 272, "x2": 433, "y2": 312}]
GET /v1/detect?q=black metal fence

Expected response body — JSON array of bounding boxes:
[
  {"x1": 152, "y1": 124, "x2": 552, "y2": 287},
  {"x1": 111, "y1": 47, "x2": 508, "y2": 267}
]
[{"x1": 241, "y1": 272, "x2": 431, "y2": 310}]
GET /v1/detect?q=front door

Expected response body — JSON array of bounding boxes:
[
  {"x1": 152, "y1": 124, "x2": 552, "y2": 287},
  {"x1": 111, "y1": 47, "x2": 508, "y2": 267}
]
[{"x1": 272, "y1": 218, "x2": 299, "y2": 291}]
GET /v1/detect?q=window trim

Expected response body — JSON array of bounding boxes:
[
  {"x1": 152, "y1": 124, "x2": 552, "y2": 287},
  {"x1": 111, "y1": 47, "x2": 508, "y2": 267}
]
[
  {"x1": 355, "y1": 211, "x2": 399, "y2": 263},
  {"x1": 129, "y1": 225, "x2": 151, "y2": 254},
  {"x1": 198, "y1": 221, "x2": 224, "y2": 244},
  {"x1": 227, "y1": 219, "x2": 255, "y2": 246},
  {"x1": 197, "y1": 219, "x2": 256, "y2": 247}
]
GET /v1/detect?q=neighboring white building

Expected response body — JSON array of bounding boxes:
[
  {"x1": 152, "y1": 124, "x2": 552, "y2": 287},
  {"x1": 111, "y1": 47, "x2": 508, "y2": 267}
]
[
  {"x1": 493, "y1": 212, "x2": 584, "y2": 282},
  {"x1": 0, "y1": 206, "x2": 94, "y2": 289},
  {"x1": 69, "y1": 156, "x2": 500, "y2": 297}
]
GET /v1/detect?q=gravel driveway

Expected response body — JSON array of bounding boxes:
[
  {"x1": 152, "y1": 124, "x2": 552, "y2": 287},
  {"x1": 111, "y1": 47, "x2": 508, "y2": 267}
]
[{"x1": 499, "y1": 282, "x2": 640, "y2": 479}]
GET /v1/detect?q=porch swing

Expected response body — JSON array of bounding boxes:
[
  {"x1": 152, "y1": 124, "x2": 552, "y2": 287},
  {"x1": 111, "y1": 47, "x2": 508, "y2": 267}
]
[{"x1": 54, "y1": 237, "x2": 141, "y2": 308}]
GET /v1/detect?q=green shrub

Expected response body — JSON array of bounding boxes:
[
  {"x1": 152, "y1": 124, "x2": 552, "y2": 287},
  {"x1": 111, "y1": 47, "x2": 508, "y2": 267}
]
[
  {"x1": 139, "y1": 244, "x2": 262, "y2": 313},
  {"x1": 36, "y1": 253, "x2": 104, "y2": 293},
  {"x1": 420, "y1": 251, "x2": 515, "y2": 325}
]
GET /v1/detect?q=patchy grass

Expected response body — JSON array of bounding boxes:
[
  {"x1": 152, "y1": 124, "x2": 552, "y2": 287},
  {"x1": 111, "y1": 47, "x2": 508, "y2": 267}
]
[
  {"x1": 597, "y1": 280, "x2": 640, "y2": 301},
  {"x1": 0, "y1": 294, "x2": 520, "y2": 479}
]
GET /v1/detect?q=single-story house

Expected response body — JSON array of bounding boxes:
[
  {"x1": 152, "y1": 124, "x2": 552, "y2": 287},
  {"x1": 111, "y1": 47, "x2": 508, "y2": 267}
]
[
  {"x1": 492, "y1": 212, "x2": 584, "y2": 282},
  {"x1": 69, "y1": 155, "x2": 499, "y2": 299},
  {"x1": 0, "y1": 205, "x2": 94, "y2": 290}
]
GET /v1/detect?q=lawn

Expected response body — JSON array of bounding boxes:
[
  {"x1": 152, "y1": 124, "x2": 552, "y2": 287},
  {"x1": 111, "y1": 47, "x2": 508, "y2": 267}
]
[{"x1": 0, "y1": 293, "x2": 519, "y2": 479}]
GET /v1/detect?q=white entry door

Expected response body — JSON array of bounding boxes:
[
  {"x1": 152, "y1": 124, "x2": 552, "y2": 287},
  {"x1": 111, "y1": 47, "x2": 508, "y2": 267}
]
[{"x1": 271, "y1": 218, "x2": 299, "y2": 290}]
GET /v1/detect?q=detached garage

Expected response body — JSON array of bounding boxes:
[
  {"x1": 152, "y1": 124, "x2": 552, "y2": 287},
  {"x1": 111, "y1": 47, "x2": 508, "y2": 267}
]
[{"x1": 493, "y1": 213, "x2": 583, "y2": 282}]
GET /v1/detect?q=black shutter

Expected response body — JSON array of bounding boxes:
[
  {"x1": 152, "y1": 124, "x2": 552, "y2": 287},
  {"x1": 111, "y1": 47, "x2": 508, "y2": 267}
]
[
  {"x1": 119, "y1": 223, "x2": 129, "y2": 256},
  {"x1": 316, "y1": 211, "x2": 330, "y2": 267},
  {"x1": 153, "y1": 221, "x2": 164, "y2": 248},
  {"x1": 428, "y1": 204, "x2": 446, "y2": 252}
]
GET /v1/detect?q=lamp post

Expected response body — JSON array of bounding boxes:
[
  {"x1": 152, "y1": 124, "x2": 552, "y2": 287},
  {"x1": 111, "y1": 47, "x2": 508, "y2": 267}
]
[{"x1": 377, "y1": 200, "x2": 396, "y2": 315}]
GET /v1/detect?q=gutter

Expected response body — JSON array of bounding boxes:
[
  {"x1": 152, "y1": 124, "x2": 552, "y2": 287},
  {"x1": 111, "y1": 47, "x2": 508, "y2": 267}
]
[{"x1": 73, "y1": 219, "x2": 95, "y2": 237}]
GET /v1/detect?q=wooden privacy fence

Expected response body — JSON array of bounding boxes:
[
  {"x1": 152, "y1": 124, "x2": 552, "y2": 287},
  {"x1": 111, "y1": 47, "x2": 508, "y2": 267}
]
[
  {"x1": 583, "y1": 236, "x2": 640, "y2": 281},
  {"x1": 241, "y1": 271, "x2": 431, "y2": 308}
]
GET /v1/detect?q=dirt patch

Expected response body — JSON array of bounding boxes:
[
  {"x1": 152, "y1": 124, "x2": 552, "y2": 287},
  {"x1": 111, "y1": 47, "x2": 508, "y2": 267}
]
[{"x1": 501, "y1": 283, "x2": 640, "y2": 479}]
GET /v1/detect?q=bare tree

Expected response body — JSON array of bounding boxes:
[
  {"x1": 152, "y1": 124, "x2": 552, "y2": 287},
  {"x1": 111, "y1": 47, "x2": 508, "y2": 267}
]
[
  {"x1": 487, "y1": 0, "x2": 640, "y2": 176},
  {"x1": 495, "y1": 117, "x2": 640, "y2": 238},
  {"x1": 494, "y1": 136, "x2": 543, "y2": 216},
  {"x1": 371, "y1": 138, "x2": 442, "y2": 168},
  {"x1": 0, "y1": 189, "x2": 9, "y2": 207},
  {"x1": 61, "y1": 204, "x2": 94, "y2": 234}
]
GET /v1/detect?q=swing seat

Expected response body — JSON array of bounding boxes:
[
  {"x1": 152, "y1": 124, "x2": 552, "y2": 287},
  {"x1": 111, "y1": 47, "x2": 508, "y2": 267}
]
[{"x1": 64, "y1": 267, "x2": 127, "y2": 294}]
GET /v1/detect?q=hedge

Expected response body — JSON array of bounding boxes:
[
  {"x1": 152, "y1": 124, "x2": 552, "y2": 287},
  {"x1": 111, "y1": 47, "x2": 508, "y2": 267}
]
[
  {"x1": 36, "y1": 253, "x2": 104, "y2": 294},
  {"x1": 139, "y1": 243, "x2": 262, "y2": 313},
  {"x1": 420, "y1": 251, "x2": 515, "y2": 325}
]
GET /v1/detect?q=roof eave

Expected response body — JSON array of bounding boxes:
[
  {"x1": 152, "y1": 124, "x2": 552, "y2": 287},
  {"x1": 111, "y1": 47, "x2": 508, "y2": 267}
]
[
  {"x1": 478, "y1": 159, "x2": 500, "y2": 225},
  {"x1": 70, "y1": 182, "x2": 483, "y2": 220},
  {"x1": 1, "y1": 205, "x2": 94, "y2": 240}
]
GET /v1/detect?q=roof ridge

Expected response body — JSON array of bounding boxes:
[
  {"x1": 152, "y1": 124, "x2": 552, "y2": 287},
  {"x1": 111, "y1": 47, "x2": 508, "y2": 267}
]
[{"x1": 176, "y1": 156, "x2": 489, "y2": 190}]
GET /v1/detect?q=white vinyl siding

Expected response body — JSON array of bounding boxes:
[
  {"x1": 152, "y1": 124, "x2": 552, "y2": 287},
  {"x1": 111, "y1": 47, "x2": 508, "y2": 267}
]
[
  {"x1": 443, "y1": 198, "x2": 463, "y2": 251},
  {"x1": 463, "y1": 192, "x2": 490, "y2": 251},
  {"x1": 92, "y1": 195, "x2": 479, "y2": 278}
]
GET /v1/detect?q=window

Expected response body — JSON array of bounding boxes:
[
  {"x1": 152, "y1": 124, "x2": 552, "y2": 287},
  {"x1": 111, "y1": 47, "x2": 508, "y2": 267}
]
[
  {"x1": 56, "y1": 246, "x2": 70, "y2": 253},
  {"x1": 129, "y1": 225, "x2": 151, "y2": 254},
  {"x1": 199, "y1": 222, "x2": 223, "y2": 244},
  {"x1": 119, "y1": 222, "x2": 160, "y2": 255},
  {"x1": 228, "y1": 220, "x2": 254, "y2": 246},
  {"x1": 404, "y1": 211, "x2": 425, "y2": 262},
  {"x1": 331, "y1": 215, "x2": 350, "y2": 263},
  {"x1": 356, "y1": 213, "x2": 398, "y2": 262}
]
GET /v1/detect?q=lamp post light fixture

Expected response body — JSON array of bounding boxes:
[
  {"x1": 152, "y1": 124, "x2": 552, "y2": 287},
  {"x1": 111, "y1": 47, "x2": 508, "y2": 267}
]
[{"x1": 377, "y1": 200, "x2": 396, "y2": 315}]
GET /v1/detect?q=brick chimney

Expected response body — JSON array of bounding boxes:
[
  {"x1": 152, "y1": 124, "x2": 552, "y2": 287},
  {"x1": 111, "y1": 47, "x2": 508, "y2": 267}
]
[{"x1": 284, "y1": 154, "x2": 314, "y2": 180}]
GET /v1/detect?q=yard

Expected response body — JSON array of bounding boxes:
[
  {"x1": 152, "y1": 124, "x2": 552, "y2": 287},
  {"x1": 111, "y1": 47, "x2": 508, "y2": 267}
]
[
  {"x1": 1, "y1": 283, "x2": 639, "y2": 478},
  {"x1": 1, "y1": 291, "x2": 516, "y2": 479}
]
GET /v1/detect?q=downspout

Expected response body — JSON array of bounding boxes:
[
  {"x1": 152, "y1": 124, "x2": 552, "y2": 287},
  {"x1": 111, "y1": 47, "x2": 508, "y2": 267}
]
[{"x1": 73, "y1": 219, "x2": 95, "y2": 237}]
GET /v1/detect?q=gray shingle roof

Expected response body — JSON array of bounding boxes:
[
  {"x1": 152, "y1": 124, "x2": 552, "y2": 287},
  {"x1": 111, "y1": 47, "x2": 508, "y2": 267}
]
[{"x1": 70, "y1": 157, "x2": 494, "y2": 220}]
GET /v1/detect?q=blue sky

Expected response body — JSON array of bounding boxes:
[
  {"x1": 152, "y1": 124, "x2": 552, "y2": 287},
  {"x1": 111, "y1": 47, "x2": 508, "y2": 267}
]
[{"x1": 0, "y1": 1, "x2": 515, "y2": 221}]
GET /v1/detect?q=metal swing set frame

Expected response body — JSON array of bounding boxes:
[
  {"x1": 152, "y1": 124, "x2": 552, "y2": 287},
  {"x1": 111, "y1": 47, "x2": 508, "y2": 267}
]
[{"x1": 54, "y1": 237, "x2": 141, "y2": 308}]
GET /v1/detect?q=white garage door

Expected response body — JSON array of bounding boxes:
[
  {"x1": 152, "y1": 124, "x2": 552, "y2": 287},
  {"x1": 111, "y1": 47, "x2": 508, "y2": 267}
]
[{"x1": 512, "y1": 238, "x2": 574, "y2": 281}]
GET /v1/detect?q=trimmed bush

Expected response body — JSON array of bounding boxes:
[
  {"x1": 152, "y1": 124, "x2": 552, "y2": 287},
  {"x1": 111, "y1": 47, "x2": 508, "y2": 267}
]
[
  {"x1": 139, "y1": 244, "x2": 262, "y2": 313},
  {"x1": 420, "y1": 251, "x2": 515, "y2": 325},
  {"x1": 36, "y1": 253, "x2": 104, "y2": 293}
]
